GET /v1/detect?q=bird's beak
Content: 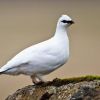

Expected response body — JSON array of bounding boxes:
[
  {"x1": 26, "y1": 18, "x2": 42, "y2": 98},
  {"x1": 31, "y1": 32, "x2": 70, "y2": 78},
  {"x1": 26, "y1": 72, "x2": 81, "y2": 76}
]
[
  {"x1": 69, "y1": 20, "x2": 74, "y2": 24},
  {"x1": 71, "y1": 20, "x2": 74, "y2": 24},
  {"x1": 66, "y1": 20, "x2": 74, "y2": 24}
]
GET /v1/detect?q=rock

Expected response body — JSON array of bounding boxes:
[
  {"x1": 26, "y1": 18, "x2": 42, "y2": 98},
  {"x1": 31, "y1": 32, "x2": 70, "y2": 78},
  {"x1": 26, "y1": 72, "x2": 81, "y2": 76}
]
[{"x1": 5, "y1": 76, "x2": 100, "y2": 100}]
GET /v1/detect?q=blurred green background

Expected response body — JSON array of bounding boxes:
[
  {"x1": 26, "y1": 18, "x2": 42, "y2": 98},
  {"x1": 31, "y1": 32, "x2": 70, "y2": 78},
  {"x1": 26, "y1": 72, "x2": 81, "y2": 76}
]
[{"x1": 0, "y1": 0, "x2": 100, "y2": 99}]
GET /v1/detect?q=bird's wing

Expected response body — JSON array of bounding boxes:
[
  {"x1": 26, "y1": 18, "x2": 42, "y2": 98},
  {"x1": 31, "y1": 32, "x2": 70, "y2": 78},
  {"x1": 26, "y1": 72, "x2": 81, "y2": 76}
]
[{"x1": 0, "y1": 38, "x2": 54, "y2": 73}]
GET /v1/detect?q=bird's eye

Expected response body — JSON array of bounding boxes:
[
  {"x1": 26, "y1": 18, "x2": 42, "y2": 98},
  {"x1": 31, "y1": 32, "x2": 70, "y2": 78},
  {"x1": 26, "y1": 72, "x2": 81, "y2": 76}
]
[{"x1": 61, "y1": 20, "x2": 67, "y2": 23}]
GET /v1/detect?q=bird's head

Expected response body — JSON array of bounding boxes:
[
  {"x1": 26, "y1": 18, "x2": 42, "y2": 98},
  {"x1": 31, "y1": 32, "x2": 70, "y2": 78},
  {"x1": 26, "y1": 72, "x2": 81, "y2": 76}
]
[{"x1": 58, "y1": 15, "x2": 74, "y2": 27}]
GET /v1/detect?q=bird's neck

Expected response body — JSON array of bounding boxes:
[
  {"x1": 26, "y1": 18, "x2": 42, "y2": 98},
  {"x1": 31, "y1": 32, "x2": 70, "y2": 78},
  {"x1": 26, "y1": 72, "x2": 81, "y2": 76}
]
[
  {"x1": 53, "y1": 23, "x2": 69, "y2": 57},
  {"x1": 54, "y1": 24, "x2": 68, "y2": 39},
  {"x1": 53, "y1": 24, "x2": 69, "y2": 50}
]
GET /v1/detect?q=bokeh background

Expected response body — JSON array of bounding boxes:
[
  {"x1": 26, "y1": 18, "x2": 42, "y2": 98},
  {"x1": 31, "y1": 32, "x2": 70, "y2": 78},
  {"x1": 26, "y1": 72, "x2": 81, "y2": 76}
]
[{"x1": 0, "y1": 0, "x2": 100, "y2": 99}]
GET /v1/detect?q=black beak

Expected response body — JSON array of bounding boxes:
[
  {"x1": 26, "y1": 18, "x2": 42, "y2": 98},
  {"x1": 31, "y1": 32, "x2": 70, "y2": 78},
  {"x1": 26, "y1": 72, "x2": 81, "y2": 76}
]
[{"x1": 66, "y1": 20, "x2": 74, "y2": 24}]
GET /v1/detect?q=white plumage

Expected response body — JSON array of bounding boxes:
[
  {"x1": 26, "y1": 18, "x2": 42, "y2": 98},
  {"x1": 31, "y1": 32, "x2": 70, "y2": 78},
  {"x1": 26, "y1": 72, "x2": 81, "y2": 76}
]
[{"x1": 0, "y1": 15, "x2": 74, "y2": 84}]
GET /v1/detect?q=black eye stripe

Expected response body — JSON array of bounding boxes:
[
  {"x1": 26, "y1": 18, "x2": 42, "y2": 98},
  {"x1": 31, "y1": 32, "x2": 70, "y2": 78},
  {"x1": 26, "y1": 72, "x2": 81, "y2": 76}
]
[
  {"x1": 61, "y1": 20, "x2": 67, "y2": 23},
  {"x1": 61, "y1": 20, "x2": 74, "y2": 24}
]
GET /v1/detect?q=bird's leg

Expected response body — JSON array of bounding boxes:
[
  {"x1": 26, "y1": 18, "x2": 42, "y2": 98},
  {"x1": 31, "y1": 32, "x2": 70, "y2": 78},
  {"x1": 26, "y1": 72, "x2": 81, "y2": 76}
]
[
  {"x1": 36, "y1": 74, "x2": 45, "y2": 83},
  {"x1": 30, "y1": 74, "x2": 39, "y2": 84},
  {"x1": 30, "y1": 74, "x2": 45, "y2": 84}
]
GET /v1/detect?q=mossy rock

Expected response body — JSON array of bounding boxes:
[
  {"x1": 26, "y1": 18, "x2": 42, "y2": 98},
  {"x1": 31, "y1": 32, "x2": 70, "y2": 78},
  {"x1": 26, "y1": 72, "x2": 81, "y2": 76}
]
[{"x1": 6, "y1": 75, "x2": 100, "y2": 100}]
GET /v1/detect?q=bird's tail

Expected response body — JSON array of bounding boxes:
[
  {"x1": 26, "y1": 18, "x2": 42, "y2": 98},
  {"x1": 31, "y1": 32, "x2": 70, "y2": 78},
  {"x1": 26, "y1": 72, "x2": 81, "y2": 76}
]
[
  {"x1": 0, "y1": 71, "x2": 3, "y2": 75},
  {"x1": 0, "y1": 68, "x2": 6, "y2": 75}
]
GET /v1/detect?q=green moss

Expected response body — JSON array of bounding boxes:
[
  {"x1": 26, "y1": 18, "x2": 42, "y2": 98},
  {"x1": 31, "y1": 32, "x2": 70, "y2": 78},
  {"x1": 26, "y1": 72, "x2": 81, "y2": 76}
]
[
  {"x1": 38, "y1": 75, "x2": 100, "y2": 87},
  {"x1": 58, "y1": 75, "x2": 100, "y2": 83}
]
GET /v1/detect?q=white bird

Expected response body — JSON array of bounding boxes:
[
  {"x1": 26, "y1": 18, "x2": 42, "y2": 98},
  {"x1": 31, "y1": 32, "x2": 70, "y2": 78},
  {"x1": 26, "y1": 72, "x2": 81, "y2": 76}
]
[{"x1": 0, "y1": 15, "x2": 74, "y2": 84}]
